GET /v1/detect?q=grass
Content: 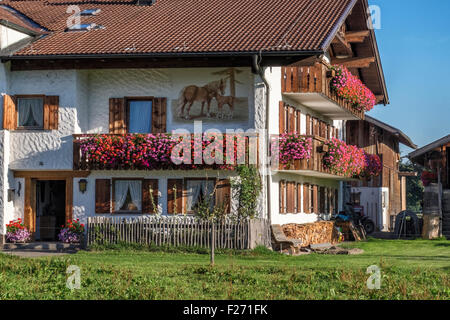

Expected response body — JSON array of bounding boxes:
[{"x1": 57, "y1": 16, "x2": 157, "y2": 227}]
[{"x1": 0, "y1": 238, "x2": 449, "y2": 300}]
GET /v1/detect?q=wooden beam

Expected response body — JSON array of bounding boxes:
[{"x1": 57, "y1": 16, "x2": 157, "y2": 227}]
[
  {"x1": 14, "y1": 170, "x2": 91, "y2": 178},
  {"x1": 331, "y1": 34, "x2": 353, "y2": 57},
  {"x1": 331, "y1": 57, "x2": 375, "y2": 68},
  {"x1": 345, "y1": 31, "x2": 370, "y2": 43}
]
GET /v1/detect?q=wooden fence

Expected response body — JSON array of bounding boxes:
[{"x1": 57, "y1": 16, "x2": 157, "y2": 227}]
[{"x1": 86, "y1": 216, "x2": 271, "y2": 250}]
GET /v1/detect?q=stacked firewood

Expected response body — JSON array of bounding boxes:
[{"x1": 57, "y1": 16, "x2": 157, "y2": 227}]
[{"x1": 282, "y1": 221, "x2": 340, "y2": 246}]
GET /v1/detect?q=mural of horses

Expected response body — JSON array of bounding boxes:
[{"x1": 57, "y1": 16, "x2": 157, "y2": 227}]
[{"x1": 178, "y1": 79, "x2": 226, "y2": 120}]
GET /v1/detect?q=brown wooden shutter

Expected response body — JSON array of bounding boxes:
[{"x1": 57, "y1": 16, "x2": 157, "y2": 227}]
[
  {"x1": 306, "y1": 114, "x2": 311, "y2": 135},
  {"x1": 109, "y1": 98, "x2": 126, "y2": 134},
  {"x1": 215, "y1": 179, "x2": 231, "y2": 214},
  {"x1": 288, "y1": 106, "x2": 295, "y2": 134},
  {"x1": 43, "y1": 96, "x2": 59, "y2": 130},
  {"x1": 296, "y1": 110, "x2": 301, "y2": 134},
  {"x1": 3, "y1": 94, "x2": 17, "y2": 130},
  {"x1": 95, "y1": 179, "x2": 111, "y2": 214},
  {"x1": 152, "y1": 97, "x2": 167, "y2": 133},
  {"x1": 303, "y1": 183, "x2": 310, "y2": 214},
  {"x1": 279, "y1": 180, "x2": 286, "y2": 214},
  {"x1": 335, "y1": 189, "x2": 339, "y2": 214},
  {"x1": 296, "y1": 183, "x2": 301, "y2": 213},
  {"x1": 142, "y1": 179, "x2": 158, "y2": 214},
  {"x1": 286, "y1": 182, "x2": 294, "y2": 213},
  {"x1": 319, "y1": 186, "x2": 325, "y2": 213},
  {"x1": 313, "y1": 185, "x2": 318, "y2": 214},
  {"x1": 279, "y1": 101, "x2": 286, "y2": 134},
  {"x1": 167, "y1": 179, "x2": 183, "y2": 214}
]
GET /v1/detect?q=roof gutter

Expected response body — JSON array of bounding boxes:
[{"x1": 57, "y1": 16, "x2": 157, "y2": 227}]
[{"x1": 2, "y1": 50, "x2": 324, "y2": 61}]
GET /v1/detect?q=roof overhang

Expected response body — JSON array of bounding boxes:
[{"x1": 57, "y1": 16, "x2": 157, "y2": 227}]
[
  {"x1": 408, "y1": 134, "x2": 450, "y2": 166},
  {"x1": 364, "y1": 115, "x2": 417, "y2": 149}
]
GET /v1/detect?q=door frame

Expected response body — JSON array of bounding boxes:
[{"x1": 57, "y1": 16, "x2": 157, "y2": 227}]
[{"x1": 14, "y1": 171, "x2": 89, "y2": 239}]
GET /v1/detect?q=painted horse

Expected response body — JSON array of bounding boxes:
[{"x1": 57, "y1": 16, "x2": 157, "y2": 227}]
[{"x1": 178, "y1": 79, "x2": 226, "y2": 119}]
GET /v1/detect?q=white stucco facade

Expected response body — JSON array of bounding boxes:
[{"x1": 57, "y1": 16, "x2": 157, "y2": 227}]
[{"x1": 0, "y1": 61, "x2": 348, "y2": 239}]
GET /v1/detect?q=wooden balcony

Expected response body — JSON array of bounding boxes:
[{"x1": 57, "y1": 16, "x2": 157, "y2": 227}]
[
  {"x1": 73, "y1": 133, "x2": 259, "y2": 171},
  {"x1": 272, "y1": 135, "x2": 357, "y2": 181},
  {"x1": 281, "y1": 62, "x2": 365, "y2": 120}
]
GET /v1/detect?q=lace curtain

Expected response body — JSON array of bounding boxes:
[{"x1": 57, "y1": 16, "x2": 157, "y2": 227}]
[
  {"x1": 186, "y1": 180, "x2": 215, "y2": 212},
  {"x1": 115, "y1": 180, "x2": 142, "y2": 211},
  {"x1": 18, "y1": 98, "x2": 44, "y2": 127}
]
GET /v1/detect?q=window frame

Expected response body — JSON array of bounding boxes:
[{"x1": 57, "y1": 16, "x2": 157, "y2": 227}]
[
  {"x1": 15, "y1": 94, "x2": 45, "y2": 131},
  {"x1": 125, "y1": 96, "x2": 154, "y2": 134},
  {"x1": 184, "y1": 178, "x2": 217, "y2": 215},
  {"x1": 111, "y1": 178, "x2": 144, "y2": 214}
]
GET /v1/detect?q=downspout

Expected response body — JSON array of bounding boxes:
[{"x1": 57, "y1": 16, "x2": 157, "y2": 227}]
[{"x1": 252, "y1": 54, "x2": 271, "y2": 226}]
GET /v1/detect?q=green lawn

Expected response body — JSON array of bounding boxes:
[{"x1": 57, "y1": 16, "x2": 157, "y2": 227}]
[{"x1": 0, "y1": 238, "x2": 449, "y2": 300}]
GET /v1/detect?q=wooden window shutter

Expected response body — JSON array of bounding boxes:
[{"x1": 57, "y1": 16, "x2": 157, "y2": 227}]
[
  {"x1": 296, "y1": 110, "x2": 301, "y2": 134},
  {"x1": 3, "y1": 94, "x2": 17, "y2": 130},
  {"x1": 297, "y1": 183, "x2": 302, "y2": 213},
  {"x1": 279, "y1": 101, "x2": 286, "y2": 134},
  {"x1": 335, "y1": 189, "x2": 339, "y2": 214},
  {"x1": 43, "y1": 96, "x2": 59, "y2": 130},
  {"x1": 319, "y1": 187, "x2": 325, "y2": 213},
  {"x1": 215, "y1": 179, "x2": 231, "y2": 214},
  {"x1": 313, "y1": 185, "x2": 318, "y2": 214},
  {"x1": 167, "y1": 179, "x2": 183, "y2": 214},
  {"x1": 95, "y1": 179, "x2": 111, "y2": 214},
  {"x1": 142, "y1": 179, "x2": 159, "y2": 214},
  {"x1": 152, "y1": 97, "x2": 167, "y2": 133},
  {"x1": 286, "y1": 181, "x2": 295, "y2": 213},
  {"x1": 279, "y1": 180, "x2": 286, "y2": 214},
  {"x1": 303, "y1": 183, "x2": 310, "y2": 214},
  {"x1": 109, "y1": 98, "x2": 126, "y2": 134},
  {"x1": 288, "y1": 106, "x2": 295, "y2": 134},
  {"x1": 306, "y1": 114, "x2": 311, "y2": 135}
]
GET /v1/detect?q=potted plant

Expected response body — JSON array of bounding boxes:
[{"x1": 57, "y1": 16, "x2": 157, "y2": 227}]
[
  {"x1": 6, "y1": 218, "x2": 31, "y2": 243},
  {"x1": 58, "y1": 219, "x2": 85, "y2": 243}
]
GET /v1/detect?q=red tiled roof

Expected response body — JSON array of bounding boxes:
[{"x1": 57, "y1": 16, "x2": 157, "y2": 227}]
[{"x1": 3, "y1": 0, "x2": 356, "y2": 57}]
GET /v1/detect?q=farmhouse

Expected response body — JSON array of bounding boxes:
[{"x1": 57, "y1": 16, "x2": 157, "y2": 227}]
[
  {"x1": 0, "y1": 0, "x2": 392, "y2": 245},
  {"x1": 409, "y1": 135, "x2": 450, "y2": 239},
  {"x1": 346, "y1": 116, "x2": 416, "y2": 231}
]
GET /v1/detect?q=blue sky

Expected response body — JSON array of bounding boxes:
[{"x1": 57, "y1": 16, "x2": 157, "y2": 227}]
[{"x1": 367, "y1": 0, "x2": 450, "y2": 156}]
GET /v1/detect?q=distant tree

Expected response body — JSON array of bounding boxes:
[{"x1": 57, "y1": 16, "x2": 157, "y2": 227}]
[{"x1": 400, "y1": 160, "x2": 424, "y2": 212}]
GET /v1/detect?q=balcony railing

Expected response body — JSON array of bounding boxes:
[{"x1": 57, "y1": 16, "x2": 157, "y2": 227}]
[
  {"x1": 73, "y1": 133, "x2": 259, "y2": 171},
  {"x1": 281, "y1": 62, "x2": 365, "y2": 120},
  {"x1": 272, "y1": 135, "x2": 356, "y2": 181}
]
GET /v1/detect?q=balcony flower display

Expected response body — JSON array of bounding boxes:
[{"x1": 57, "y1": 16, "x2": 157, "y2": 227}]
[
  {"x1": 275, "y1": 134, "x2": 313, "y2": 165},
  {"x1": 323, "y1": 138, "x2": 366, "y2": 177},
  {"x1": 6, "y1": 218, "x2": 31, "y2": 243},
  {"x1": 58, "y1": 219, "x2": 85, "y2": 243},
  {"x1": 79, "y1": 133, "x2": 248, "y2": 170},
  {"x1": 323, "y1": 138, "x2": 381, "y2": 178},
  {"x1": 330, "y1": 65, "x2": 376, "y2": 112},
  {"x1": 421, "y1": 170, "x2": 437, "y2": 187},
  {"x1": 361, "y1": 152, "x2": 382, "y2": 178}
]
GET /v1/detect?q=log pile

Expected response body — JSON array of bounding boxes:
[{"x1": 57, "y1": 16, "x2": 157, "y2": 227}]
[{"x1": 282, "y1": 221, "x2": 340, "y2": 247}]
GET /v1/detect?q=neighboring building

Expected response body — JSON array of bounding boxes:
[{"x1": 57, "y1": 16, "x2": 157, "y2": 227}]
[
  {"x1": 409, "y1": 135, "x2": 450, "y2": 238},
  {"x1": 346, "y1": 116, "x2": 416, "y2": 231},
  {"x1": 0, "y1": 0, "x2": 388, "y2": 243}
]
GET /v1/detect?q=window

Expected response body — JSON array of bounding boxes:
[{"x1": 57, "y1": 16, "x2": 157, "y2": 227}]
[
  {"x1": 80, "y1": 9, "x2": 101, "y2": 16},
  {"x1": 127, "y1": 99, "x2": 153, "y2": 133},
  {"x1": 17, "y1": 96, "x2": 44, "y2": 129},
  {"x1": 113, "y1": 180, "x2": 142, "y2": 213},
  {"x1": 185, "y1": 179, "x2": 215, "y2": 213}
]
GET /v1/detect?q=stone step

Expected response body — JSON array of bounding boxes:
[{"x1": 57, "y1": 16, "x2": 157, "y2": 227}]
[{"x1": 1, "y1": 242, "x2": 82, "y2": 252}]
